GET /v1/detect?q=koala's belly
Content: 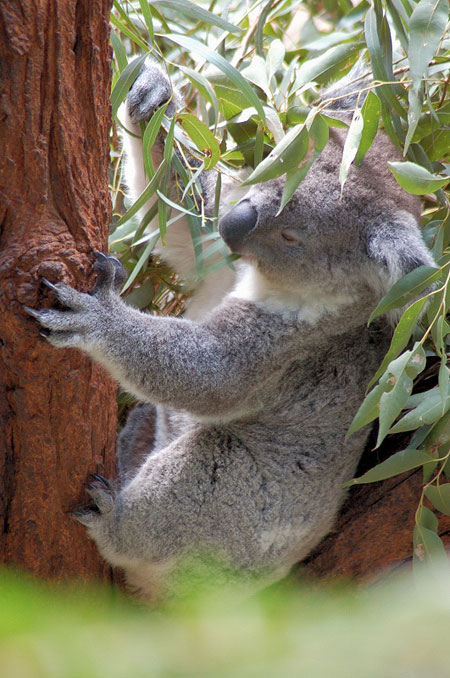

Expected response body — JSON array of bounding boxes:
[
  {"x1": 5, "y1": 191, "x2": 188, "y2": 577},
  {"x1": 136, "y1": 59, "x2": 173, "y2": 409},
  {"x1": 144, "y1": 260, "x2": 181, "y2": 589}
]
[{"x1": 119, "y1": 422, "x2": 353, "y2": 572}]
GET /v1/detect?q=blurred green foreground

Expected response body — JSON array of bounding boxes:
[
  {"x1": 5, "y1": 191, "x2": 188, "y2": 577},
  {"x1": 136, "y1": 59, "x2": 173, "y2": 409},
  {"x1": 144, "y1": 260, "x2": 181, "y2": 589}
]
[{"x1": 1, "y1": 567, "x2": 450, "y2": 678}]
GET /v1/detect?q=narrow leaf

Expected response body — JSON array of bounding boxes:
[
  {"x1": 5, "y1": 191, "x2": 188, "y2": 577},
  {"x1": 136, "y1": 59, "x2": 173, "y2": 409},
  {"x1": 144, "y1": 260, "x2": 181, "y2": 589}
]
[
  {"x1": 110, "y1": 54, "x2": 148, "y2": 120},
  {"x1": 354, "y1": 91, "x2": 381, "y2": 165},
  {"x1": 164, "y1": 35, "x2": 265, "y2": 122},
  {"x1": 150, "y1": 0, "x2": 242, "y2": 33},
  {"x1": 389, "y1": 384, "x2": 450, "y2": 433},
  {"x1": 408, "y1": 0, "x2": 449, "y2": 90},
  {"x1": 388, "y1": 161, "x2": 450, "y2": 194},
  {"x1": 177, "y1": 113, "x2": 220, "y2": 170},
  {"x1": 367, "y1": 296, "x2": 427, "y2": 388},
  {"x1": 344, "y1": 447, "x2": 435, "y2": 486},
  {"x1": 368, "y1": 265, "x2": 441, "y2": 321},
  {"x1": 425, "y1": 484, "x2": 450, "y2": 516},
  {"x1": 339, "y1": 106, "x2": 364, "y2": 194},
  {"x1": 242, "y1": 125, "x2": 310, "y2": 185}
]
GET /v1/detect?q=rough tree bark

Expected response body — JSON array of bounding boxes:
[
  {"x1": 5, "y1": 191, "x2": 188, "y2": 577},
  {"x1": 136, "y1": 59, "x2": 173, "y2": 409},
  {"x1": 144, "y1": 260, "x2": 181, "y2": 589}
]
[
  {"x1": 303, "y1": 434, "x2": 450, "y2": 581},
  {"x1": 0, "y1": 0, "x2": 116, "y2": 580}
]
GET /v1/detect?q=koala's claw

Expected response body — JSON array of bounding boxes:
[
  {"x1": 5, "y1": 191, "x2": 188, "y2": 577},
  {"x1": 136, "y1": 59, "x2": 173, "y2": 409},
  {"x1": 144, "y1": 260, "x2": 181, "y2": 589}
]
[
  {"x1": 86, "y1": 474, "x2": 115, "y2": 514},
  {"x1": 92, "y1": 252, "x2": 127, "y2": 294},
  {"x1": 41, "y1": 278, "x2": 59, "y2": 294},
  {"x1": 23, "y1": 305, "x2": 43, "y2": 319}
]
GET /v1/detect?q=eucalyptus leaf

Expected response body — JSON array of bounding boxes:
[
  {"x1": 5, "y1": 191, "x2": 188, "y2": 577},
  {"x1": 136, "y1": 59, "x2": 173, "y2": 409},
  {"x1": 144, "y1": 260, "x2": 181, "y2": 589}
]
[
  {"x1": 111, "y1": 54, "x2": 148, "y2": 120},
  {"x1": 343, "y1": 447, "x2": 435, "y2": 486},
  {"x1": 368, "y1": 265, "x2": 441, "y2": 321},
  {"x1": 241, "y1": 124, "x2": 310, "y2": 185},
  {"x1": 164, "y1": 35, "x2": 265, "y2": 122},
  {"x1": 425, "y1": 484, "x2": 450, "y2": 516},
  {"x1": 388, "y1": 161, "x2": 450, "y2": 194},
  {"x1": 376, "y1": 344, "x2": 426, "y2": 447},
  {"x1": 339, "y1": 106, "x2": 364, "y2": 194},
  {"x1": 354, "y1": 91, "x2": 381, "y2": 165},
  {"x1": 150, "y1": 0, "x2": 242, "y2": 33},
  {"x1": 408, "y1": 0, "x2": 449, "y2": 91},
  {"x1": 389, "y1": 383, "x2": 450, "y2": 433},
  {"x1": 177, "y1": 113, "x2": 221, "y2": 170},
  {"x1": 367, "y1": 296, "x2": 428, "y2": 388}
]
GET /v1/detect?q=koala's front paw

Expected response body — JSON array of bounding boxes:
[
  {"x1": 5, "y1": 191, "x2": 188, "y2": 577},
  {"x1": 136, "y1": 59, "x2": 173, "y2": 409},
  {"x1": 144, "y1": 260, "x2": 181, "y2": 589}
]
[
  {"x1": 24, "y1": 253, "x2": 127, "y2": 350},
  {"x1": 127, "y1": 61, "x2": 176, "y2": 123}
]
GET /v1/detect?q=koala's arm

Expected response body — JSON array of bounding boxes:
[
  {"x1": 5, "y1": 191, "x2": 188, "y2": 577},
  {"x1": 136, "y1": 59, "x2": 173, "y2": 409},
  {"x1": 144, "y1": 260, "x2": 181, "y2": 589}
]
[{"x1": 27, "y1": 255, "x2": 297, "y2": 417}]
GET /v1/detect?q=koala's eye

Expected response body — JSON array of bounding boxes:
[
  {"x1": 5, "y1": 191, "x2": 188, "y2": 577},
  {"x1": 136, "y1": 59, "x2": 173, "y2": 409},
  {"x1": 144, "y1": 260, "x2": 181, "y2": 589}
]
[{"x1": 281, "y1": 229, "x2": 301, "y2": 244}]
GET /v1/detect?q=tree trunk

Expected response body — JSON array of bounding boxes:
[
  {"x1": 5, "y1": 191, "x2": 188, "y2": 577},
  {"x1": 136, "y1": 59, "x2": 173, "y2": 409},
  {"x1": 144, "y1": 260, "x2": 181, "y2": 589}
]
[
  {"x1": 0, "y1": 0, "x2": 116, "y2": 580},
  {"x1": 302, "y1": 436, "x2": 450, "y2": 581}
]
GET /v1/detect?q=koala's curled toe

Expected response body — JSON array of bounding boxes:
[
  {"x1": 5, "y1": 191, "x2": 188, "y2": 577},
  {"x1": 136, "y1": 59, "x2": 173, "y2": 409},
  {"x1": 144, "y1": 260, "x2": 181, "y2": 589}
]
[
  {"x1": 92, "y1": 252, "x2": 126, "y2": 294},
  {"x1": 127, "y1": 63, "x2": 175, "y2": 122},
  {"x1": 86, "y1": 474, "x2": 115, "y2": 514}
]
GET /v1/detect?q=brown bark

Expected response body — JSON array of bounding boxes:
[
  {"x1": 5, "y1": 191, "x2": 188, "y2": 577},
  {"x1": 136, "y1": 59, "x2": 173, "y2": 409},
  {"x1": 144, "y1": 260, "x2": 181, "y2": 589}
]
[
  {"x1": 302, "y1": 441, "x2": 450, "y2": 582},
  {"x1": 0, "y1": 0, "x2": 116, "y2": 580}
]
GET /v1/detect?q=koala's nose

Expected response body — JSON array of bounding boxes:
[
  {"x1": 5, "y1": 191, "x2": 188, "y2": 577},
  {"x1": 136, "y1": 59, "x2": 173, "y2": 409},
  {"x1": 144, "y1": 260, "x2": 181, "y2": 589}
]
[{"x1": 219, "y1": 201, "x2": 258, "y2": 253}]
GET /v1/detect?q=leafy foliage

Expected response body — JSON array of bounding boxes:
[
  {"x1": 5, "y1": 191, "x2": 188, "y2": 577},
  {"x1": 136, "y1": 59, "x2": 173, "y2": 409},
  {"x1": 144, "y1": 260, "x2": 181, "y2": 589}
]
[
  {"x1": 2, "y1": 569, "x2": 450, "y2": 677},
  {"x1": 109, "y1": 0, "x2": 450, "y2": 567}
]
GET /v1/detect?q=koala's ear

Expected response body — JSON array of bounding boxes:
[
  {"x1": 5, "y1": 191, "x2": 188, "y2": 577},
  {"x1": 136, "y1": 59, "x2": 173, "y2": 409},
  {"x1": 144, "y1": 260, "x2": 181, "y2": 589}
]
[{"x1": 367, "y1": 211, "x2": 436, "y2": 288}]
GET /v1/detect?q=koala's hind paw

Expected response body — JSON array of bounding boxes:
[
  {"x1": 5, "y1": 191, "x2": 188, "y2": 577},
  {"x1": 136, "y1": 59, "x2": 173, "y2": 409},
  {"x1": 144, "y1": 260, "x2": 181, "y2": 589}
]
[
  {"x1": 73, "y1": 474, "x2": 115, "y2": 527},
  {"x1": 127, "y1": 62, "x2": 175, "y2": 122},
  {"x1": 86, "y1": 474, "x2": 115, "y2": 513},
  {"x1": 92, "y1": 252, "x2": 127, "y2": 294}
]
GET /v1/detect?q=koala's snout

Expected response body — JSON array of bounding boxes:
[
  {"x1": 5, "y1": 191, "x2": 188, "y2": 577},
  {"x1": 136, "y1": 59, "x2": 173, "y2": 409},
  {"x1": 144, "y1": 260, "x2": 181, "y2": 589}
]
[{"x1": 219, "y1": 201, "x2": 258, "y2": 253}]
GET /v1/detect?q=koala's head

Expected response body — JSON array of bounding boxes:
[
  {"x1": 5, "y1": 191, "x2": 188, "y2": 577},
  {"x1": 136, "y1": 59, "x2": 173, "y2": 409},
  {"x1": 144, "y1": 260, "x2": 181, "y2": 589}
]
[{"x1": 219, "y1": 128, "x2": 434, "y2": 310}]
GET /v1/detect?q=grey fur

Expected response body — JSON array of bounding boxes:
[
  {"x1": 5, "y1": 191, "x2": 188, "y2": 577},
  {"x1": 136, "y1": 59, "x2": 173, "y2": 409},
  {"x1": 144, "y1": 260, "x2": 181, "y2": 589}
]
[{"x1": 31, "y1": 61, "x2": 435, "y2": 601}]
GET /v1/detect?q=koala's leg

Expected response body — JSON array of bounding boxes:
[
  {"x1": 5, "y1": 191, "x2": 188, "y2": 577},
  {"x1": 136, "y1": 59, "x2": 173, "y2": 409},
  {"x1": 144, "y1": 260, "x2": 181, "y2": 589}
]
[
  {"x1": 120, "y1": 60, "x2": 240, "y2": 315},
  {"x1": 117, "y1": 403, "x2": 156, "y2": 484}
]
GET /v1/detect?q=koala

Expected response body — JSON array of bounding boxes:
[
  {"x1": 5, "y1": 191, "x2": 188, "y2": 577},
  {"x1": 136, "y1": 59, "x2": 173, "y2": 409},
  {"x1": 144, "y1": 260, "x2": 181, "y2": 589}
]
[{"x1": 27, "y1": 59, "x2": 435, "y2": 601}]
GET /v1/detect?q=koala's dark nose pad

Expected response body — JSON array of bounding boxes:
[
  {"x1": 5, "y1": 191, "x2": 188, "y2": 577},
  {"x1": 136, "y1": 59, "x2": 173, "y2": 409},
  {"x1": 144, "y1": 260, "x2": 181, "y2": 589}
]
[{"x1": 218, "y1": 201, "x2": 258, "y2": 253}]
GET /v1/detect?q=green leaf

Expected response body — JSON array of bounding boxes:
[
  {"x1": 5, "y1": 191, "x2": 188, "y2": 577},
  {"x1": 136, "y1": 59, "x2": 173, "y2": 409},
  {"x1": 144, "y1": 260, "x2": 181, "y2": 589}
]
[
  {"x1": 368, "y1": 265, "x2": 441, "y2": 321},
  {"x1": 179, "y1": 66, "x2": 219, "y2": 124},
  {"x1": 177, "y1": 113, "x2": 220, "y2": 170},
  {"x1": 354, "y1": 91, "x2": 381, "y2": 165},
  {"x1": 277, "y1": 115, "x2": 329, "y2": 213},
  {"x1": 388, "y1": 161, "x2": 450, "y2": 194},
  {"x1": 122, "y1": 236, "x2": 159, "y2": 293},
  {"x1": 292, "y1": 43, "x2": 360, "y2": 91},
  {"x1": 150, "y1": 0, "x2": 242, "y2": 33},
  {"x1": 413, "y1": 525, "x2": 449, "y2": 569},
  {"x1": 339, "y1": 106, "x2": 364, "y2": 194},
  {"x1": 142, "y1": 104, "x2": 168, "y2": 179},
  {"x1": 267, "y1": 39, "x2": 285, "y2": 85},
  {"x1": 376, "y1": 344, "x2": 426, "y2": 447},
  {"x1": 116, "y1": 159, "x2": 167, "y2": 227},
  {"x1": 408, "y1": 0, "x2": 449, "y2": 91},
  {"x1": 367, "y1": 296, "x2": 428, "y2": 388},
  {"x1": 344, "y1": 447, "x2": 436, "y2": 486},
  {"x1": 242, "y1": 125, "x2": 310, "y2": 185},
  {"x1": 110, "y1": 53, "x2": 148, "y2": 120},
  {"x1": 347, "y1": 376, "x2": 392, "y2": 437},
  {"x1": 241, "y1": 55, "x2": 271, "y2": 100},
  {"x1": 110, "y1": 31, "x2": 127, "y2": 73},
  {"x1": 389, "y1": 384, "x2": 450, "y2": 433},
  {"x1": 404, "y1": 87, "x2": 424, "y2": 155},
  {"x1": 426, "y1": 484, "x2": 450, "y2": 516},
  {"x1": 417, "y1": 504, "x2": 439, "y2": 531},
  {"x1": 110, "y1": 13, "x2": 149, "y2": 52},
  {"x1": 364, "y1": 7, "x2": 406, "y2": 118},
  {"x1": 164, "y1": 35, "x2": 265, "y2": 122},
  {"x1": 138, "y1": 0, "x2": 155, "y2": 41}
]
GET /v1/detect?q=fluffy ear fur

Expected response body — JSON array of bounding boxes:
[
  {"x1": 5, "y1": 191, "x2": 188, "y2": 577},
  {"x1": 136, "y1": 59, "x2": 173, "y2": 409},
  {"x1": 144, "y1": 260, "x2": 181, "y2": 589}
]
[{"x1": 367, "y1": 210, "x2": 436, "y2": 291}]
